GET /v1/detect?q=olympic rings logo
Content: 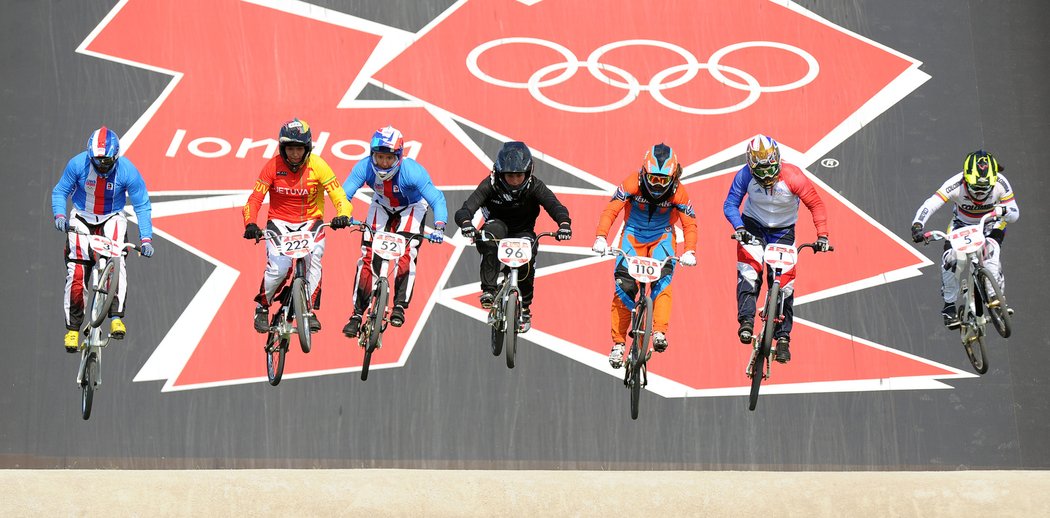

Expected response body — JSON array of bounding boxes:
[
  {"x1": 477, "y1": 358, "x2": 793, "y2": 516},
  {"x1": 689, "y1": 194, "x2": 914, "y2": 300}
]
[{"x1": 465, "y1": 38, "x2": 819, "y2": 114}]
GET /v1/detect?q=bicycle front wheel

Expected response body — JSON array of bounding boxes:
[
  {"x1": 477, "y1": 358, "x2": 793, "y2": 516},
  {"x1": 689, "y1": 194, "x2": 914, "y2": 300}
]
[
  {"x1": 86, "y1": 260, "x2": 117, "y2": 329},
  {"x1": 265, "y1": 314, "x2": 288, "y2": 386},
  {"x1": 962, "y1": 326, "x2": 989, "y2": 375},
  {"x1": 291, "y1": 278, "x2": 311, "y2": 354},
  {"x1": 81, "y1": 352, "x2": 98, "y2": 420},
  {"x1": 749, "y1": 283, "x2": 779, "y2": 411},
  {"x1": 361, "y1": 280, "x2": 388, "y2": 381},
  {"x1": 976, "y1": 267, "x2": 1011, "y2": 339},
  {"x1": 504, "y1": 291, "x2": 520, "y2": 369}
]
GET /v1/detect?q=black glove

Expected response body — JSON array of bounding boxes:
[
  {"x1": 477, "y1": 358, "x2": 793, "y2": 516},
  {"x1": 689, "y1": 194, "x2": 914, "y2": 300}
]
[
  {"x1": 910, "y1": 222, "x2": 925, "y2": 243},
  {"x1": 243, "y1": 223, "x2": 263, "y2": 240},
  {"x1": 556, "y1": 222, "x2": 572, "y2": 241},
  {"x1": 816, "y1": 235, "x2": 830, "y2": 252},
  {"x1": 460, "y1": 222, "x2": 477, "y2": 239},
  {"x1": 733, "y1": 227, "x2": 756, "y2": 244},
  {"x1": 330, "y1": 215, "x2": 351, "y2": 229}
]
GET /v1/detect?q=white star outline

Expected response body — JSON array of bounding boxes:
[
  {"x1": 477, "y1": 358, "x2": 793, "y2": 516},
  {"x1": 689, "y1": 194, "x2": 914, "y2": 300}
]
[{"x1": 76, "y1": 0, "x2": 975, "y2": 394}]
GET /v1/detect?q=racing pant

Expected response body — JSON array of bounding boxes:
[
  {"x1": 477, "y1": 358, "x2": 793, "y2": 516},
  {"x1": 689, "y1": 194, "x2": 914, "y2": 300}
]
[
  {"x1": 254, "y1": 219, "x2": 326, "y2": 310},
  {"x1": 351, "y1": 201, "x2": 429, "y2": 315},
  {"x1": 476, "y1": 219, "x2": 538, "y2": 310},
  {"x1": 736, "y1": 216, "x2": 796, "y2": 340},
  {"x1": 942, "y1": 226, "x2": 1006, "y2": 304},
  {"x1": 64, "y1": 209, "x2": 129, "y2": 330},
  {"x1": 610, "y1": 231, "x2": 676, "y2": 344}
]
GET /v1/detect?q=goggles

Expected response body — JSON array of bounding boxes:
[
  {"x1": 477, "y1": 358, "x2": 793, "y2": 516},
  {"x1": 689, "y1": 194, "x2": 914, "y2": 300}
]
[{"x1": 646, "y1": 173, "x2": 672, "y2": 188}]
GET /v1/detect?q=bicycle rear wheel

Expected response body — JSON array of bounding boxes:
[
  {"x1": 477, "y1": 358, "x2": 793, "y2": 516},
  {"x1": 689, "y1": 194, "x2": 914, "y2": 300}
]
[
  {"x1": 265, "y1": 313, "x2": 288, "y2": 386},
  {"x1": 291, "y1": 277, "x2": 311, "y2": 354},
  {"x1": 748, "y1": 283, "x2": 779, "y2": 411},
  {"x1": 86, "y1": 260, "x2": 117, "y2": 329},
  {"x1": 976, "y1": 267, "x2": 1011, "y2": 339},
  {"x1": 81, "y1": 352, "x2": 98, "y2": 420},
  {"x1": 504, "y1": 291, "x2": 520, "y2": 369}
]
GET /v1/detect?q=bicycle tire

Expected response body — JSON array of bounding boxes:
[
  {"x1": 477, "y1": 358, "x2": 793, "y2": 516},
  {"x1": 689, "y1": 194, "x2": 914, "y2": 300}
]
[
  {"x1": 629, "y1": 364, "x2": 642, "y2": 420},
  {"x1": 86, "y1": 260, "x2": 117, "y2": 329},
  {"x1": 749, "y1": 282, "x2": 779, "y2": 411},
  {"x1": 976, "y1": 267, "x2": 1011, "y2": 339},
  {"x1": 963, "y1": 331, "x2": 989, "y2": 375},
  {"x1": 81, "y1": 352, "x2": 98, "y2": 420},
  {"x1": 291, "y1": 278, "x2": 311, "y2": 354},
  {"x1": 265, "y1": 313, "x2": 288, "y2": 386},
  {"x1": 361, "y1": 280, "x2": 388, "y2": 381},
  {"x1": 504, "y1": 290, "x2": 519, "y2": 369}
]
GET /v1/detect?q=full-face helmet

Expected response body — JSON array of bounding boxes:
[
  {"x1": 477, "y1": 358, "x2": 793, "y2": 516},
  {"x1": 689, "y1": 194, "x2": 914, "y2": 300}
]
[{"x1": 86, "y1": 126, "x2": 120, "y2": 175}]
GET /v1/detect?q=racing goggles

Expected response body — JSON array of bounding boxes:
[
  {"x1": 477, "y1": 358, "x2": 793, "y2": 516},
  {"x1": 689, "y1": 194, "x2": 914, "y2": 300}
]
[
  {"x1": 92, "y1": 156, "x2": 116, "y2": 172},
  {"x1": 645, "y1": 173, "x2": 672, "y2": 188},
  {"x1": 751, "y1": 163, "x2": 779, "y2": 180}
]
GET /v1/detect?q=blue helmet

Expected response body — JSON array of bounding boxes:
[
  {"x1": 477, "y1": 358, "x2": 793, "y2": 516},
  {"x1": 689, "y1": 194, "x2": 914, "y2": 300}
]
[
  {"x1": 370, "y1": 125, "x2": 404, "y2": 181},
  {"x1": 86, "y1": 126, "x2": 120, "y2": 175}
]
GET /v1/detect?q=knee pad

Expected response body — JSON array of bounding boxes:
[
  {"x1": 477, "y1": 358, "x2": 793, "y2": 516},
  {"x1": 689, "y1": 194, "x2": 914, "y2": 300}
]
[{"x1": 737, "y1": 263, "x2": 758, "y2": 291}]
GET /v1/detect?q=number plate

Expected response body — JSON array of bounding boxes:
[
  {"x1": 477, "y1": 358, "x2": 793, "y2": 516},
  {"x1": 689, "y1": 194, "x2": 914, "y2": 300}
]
[
  {"x1": 279, "y1": 231, "x2": 313, "y2": 258},
  {"x1": 763, "y1": 244, "x2": 798, "y2": 270},
  {"x1": 497, "y1": 238, "x2": 532, "y2": 267},
  {"x1": 625, "y1": 255, "x2": 663, "y2": 283},
  {"x1": 373, "y1": 231, "x2": 408, "y2": 260},
  {"x1": 947, "y1": 225, "x2": 985, "y2": 255},
  {"x1": 87, "y1": 235, "x2": 122, "y2": 258}
]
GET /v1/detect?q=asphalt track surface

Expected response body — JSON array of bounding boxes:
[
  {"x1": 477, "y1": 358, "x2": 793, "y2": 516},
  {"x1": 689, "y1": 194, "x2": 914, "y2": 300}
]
[{"x1": 3, "y1": 1, "x2": 1050, "y2": 511}]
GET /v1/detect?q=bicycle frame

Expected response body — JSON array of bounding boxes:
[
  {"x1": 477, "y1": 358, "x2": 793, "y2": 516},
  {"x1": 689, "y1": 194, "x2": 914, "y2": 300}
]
[
  {"x1": 351, "y1": 223, "x2": 430, "y2": 380},
  {"x1": 69, "y1": 229, "x2": 136, "y2": 419},
  {"x1": 257, "y1": 222, "x2": 329, "y2": 385},
  {"x1": 924, "y1": 210, "x2": 1008, "y2": 373},
  {"x1": 734, "y1": 233, "x2": 831, "y2": 411},
  {"x1": 476, "y1": 230, "x2": 557, "y2": 369},
  {"x1": 606, "y1": 246, "x2": 678, "y2": 419}
]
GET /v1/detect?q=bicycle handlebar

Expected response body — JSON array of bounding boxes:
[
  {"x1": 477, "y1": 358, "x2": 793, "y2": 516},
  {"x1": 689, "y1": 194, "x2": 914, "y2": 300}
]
[
  {"x1": 474, "y1": 229, "x2": 559, "y2": 244},
  {"x1": 923, "y1": 209, "x2": 1001, "y2": 243},
  {"x1": 67, "y1": 229, "x2": 139, "y2": 253},
  {"x1": 349, "y1": 222, "x2": 435, "y2": 245},
  {"x1": 605, "y1": 247, "x2": 679, "y2": 269},
  {"x1": 730, "y1": 233, "x2": 834, "y2": 253},
  {"x1": 256, "y1": 222, "x2": 331, "y2": 245}
]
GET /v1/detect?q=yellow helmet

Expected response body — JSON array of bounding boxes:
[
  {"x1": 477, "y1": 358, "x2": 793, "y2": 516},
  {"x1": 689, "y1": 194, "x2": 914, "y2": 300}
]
[{"x1": 962, "y1": 150, "x2": 1001, "y2": 201}]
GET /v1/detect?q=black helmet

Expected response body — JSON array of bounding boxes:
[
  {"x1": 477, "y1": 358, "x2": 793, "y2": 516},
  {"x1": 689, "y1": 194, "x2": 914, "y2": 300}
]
[
  {"x1": 492, "y1": 141, "x2": 534, "y2": 199},
  {"x1": 278, "y1": 118, "x2": 313, "y2": 172}
]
